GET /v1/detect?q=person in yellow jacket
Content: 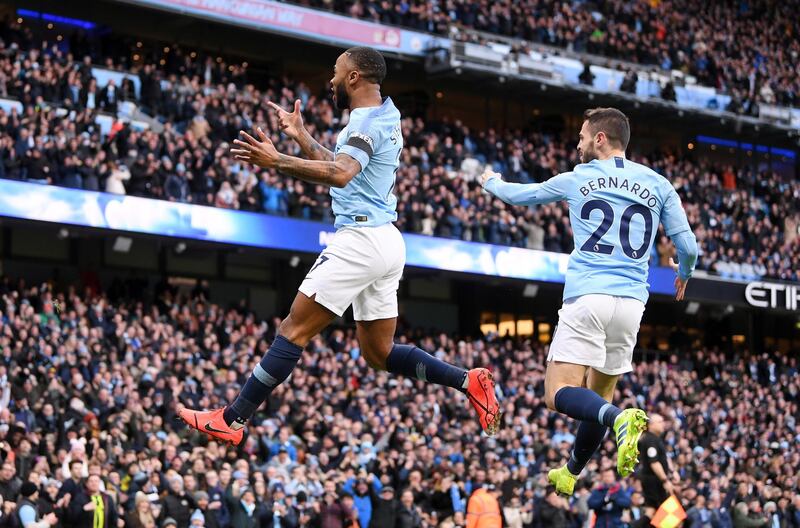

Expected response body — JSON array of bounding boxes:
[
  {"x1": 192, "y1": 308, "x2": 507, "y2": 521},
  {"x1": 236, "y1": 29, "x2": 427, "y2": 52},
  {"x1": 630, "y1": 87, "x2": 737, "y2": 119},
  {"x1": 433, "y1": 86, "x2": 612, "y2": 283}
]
[{"x1": 466, "y1": 484, "x2": 503, "y2": 528}]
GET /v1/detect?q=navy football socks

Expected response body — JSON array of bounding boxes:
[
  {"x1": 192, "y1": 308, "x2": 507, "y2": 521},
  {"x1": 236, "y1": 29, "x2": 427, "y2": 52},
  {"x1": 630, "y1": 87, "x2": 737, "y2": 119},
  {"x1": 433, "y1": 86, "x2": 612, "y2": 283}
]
[
  {"x1": 554, "y1": 386, "x2": 622, "y2": 428},
  {"x1": 385, "y1": 344, "x2": 468, "y2": 390},
  {"x1": 567, "y1": 421, "x2": 608, "y2": 475},
  {"x1": 224, "y1": 335, "x2": 304, "y2": 426}
]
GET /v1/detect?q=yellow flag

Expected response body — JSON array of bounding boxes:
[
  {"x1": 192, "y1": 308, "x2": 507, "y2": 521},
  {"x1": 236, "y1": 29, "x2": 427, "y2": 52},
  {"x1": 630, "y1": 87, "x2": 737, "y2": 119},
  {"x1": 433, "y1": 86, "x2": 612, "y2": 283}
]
[{"x1": 650, "y1": 495, "x2": 686, "y2": 528}]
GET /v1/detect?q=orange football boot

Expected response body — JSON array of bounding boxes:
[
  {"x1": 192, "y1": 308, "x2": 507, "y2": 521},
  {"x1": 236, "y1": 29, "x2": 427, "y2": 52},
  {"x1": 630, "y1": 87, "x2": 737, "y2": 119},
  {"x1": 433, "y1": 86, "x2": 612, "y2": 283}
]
[
  {"x1": 465, "y1": 368, "x2": 502, "y2": 436},
  {"x1": 177, "y1": 406, "x2": 244, "y2": 446}
]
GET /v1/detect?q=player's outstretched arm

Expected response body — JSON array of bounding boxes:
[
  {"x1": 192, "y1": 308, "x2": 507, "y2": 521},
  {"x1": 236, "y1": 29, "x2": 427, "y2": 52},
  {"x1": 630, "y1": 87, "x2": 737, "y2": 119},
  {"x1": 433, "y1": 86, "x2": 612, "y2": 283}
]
[
  {"x1": 669, "y1": 230, "x2": 698, "y2": 301},
  {"x1": 267, "y1": 100, "x2": 334, "y2": 162},
  {"x1": 480, "y1": 167, "x2": 567, "y2": 206},
  {"x1": 232, "y1": 128, "x2": 359, "y2": 188},
  {"x1": 661, "y1": 189, "x2": 698, "y2": 301}
]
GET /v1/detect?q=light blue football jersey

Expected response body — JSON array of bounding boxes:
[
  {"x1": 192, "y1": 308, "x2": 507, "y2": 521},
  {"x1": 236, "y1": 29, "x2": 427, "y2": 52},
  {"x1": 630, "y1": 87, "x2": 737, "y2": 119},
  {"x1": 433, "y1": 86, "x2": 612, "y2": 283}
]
[
  {"x1": 332, "y1": 97, "x2": 402, "y2": 229},
  {"x1": 484, "y1": 156, "x2": 695, "y2": 303}
]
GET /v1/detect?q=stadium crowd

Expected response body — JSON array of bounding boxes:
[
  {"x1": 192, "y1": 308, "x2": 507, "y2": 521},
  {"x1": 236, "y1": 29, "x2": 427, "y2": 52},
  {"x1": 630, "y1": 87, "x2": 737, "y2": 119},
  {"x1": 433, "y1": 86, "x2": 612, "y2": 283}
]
[
  {"x1": 302, "y1": 0, "x2": 800, "y2": 111},
  {"x1": 1, "y1": 28, "x2": 798, "y2": 282},
  {"x1": 0, "y1": 275, "x2": 799, "y2": 528},
  {"x1": 0, "y1": 8, "x2": 799, "y2": 528}
]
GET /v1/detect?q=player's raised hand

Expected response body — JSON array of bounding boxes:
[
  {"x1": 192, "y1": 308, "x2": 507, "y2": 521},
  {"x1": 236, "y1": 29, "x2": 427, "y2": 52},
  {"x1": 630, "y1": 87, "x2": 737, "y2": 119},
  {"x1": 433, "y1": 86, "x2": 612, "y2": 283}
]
[
  {"x1": 481, "y1": 166, "x2": 501, "y2": 188},
  {"x1": 267, "y1": 99, "x2": 304, "y2": 140},
  {"x1": 670, "y1": 258, "x2": 688, "y2": 301},
  {"x1": 231, "y1": 128, "x2": 280, "y2": 168}
]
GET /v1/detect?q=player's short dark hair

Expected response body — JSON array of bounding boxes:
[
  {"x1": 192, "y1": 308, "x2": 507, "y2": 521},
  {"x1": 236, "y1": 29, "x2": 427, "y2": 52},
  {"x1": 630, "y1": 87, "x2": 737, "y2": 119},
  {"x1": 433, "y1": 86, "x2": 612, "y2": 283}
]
[
  {"x1": 345, "y1": 47, "x2": 387, "y2": 85},
  {"x1": 583, "y1": 107, "x2": 630, "y2": 150}
]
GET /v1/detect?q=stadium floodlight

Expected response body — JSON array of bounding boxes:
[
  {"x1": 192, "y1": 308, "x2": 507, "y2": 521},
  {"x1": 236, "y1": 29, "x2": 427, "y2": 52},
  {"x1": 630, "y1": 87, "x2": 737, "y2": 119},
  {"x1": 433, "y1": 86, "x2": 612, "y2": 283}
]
[
  {"x1": 685, "y1": 301, "x2": 700, "y2": 315},
  {"x1": 112, "y1": 236, "x2": 132, "y2": 253},
  {"x1": 289, "y1": 255, "x2": 301, "y2": 268},
  {"x1": 175, "y1": 242, "x2": 187, "y2": 254}
]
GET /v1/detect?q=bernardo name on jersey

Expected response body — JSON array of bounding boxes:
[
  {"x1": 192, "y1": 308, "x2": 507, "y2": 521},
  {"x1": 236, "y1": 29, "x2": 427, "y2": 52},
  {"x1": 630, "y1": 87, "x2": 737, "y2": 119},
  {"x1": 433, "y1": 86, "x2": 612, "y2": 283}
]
[{"x1": 578, "y1": 174, "x2": 660, "y2": 209}]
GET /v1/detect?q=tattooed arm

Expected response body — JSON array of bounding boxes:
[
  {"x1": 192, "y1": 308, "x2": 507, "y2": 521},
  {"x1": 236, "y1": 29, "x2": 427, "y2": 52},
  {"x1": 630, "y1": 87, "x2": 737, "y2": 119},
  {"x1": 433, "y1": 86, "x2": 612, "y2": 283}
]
[
  {"x1": 293, "y1": 127, "x2": 334, "y2": 162},
  {"x1": 273, "y1": 152, "x2": 359, "y2": 188},
  {"x1": 267, "y1": 100, "x2": 333, "y2": 161},
  {"x1": 231, "y1": 128, "x2": 359, "y2": 188}
]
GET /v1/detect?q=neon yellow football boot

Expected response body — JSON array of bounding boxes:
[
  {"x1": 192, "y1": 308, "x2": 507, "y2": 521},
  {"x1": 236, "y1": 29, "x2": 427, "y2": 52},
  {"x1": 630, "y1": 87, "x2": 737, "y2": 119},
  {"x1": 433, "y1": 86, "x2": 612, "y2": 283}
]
[
  {"x1": 613, "y1": 408, "x2": 649, "y2": 477},
  {"x1": 548, "y1": 465, "x2": 579, "y2": 496}
]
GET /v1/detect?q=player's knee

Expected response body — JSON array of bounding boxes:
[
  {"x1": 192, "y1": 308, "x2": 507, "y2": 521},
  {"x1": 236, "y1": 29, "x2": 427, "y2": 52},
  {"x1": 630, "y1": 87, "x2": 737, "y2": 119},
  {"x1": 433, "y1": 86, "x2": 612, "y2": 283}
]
[
  {"x1": 360, "y1": 343, "x2": 390, "y2": 370},
  {"x1": 544, "y1": 382, "x2": 566, "y2": 411},
  {"x1": 545, "y1": 392, "x2": 558, "y2": 411},
  {"x1": 363, "y1": 355, "x2": 385, "y2": 371},
  {"x1": 361, "y1": 348, "x2": 388, "y2": 371}
]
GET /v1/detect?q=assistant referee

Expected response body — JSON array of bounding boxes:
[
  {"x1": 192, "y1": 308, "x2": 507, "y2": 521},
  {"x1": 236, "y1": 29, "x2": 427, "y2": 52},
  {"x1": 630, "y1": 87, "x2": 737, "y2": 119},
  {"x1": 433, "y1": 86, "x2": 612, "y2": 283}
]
[{"x1": 636, "y1": 414, "x2": 680, "y2": 521}]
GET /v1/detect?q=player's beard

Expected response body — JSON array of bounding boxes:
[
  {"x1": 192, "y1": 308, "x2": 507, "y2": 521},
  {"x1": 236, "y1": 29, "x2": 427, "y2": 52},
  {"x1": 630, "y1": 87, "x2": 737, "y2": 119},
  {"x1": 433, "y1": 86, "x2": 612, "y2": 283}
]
[
  {"x1": 580, "y1": 144, "x2": 598, "y2": 163},
  {"x1": 334, "y1": 82, "x2": 350, "y2": 110}
]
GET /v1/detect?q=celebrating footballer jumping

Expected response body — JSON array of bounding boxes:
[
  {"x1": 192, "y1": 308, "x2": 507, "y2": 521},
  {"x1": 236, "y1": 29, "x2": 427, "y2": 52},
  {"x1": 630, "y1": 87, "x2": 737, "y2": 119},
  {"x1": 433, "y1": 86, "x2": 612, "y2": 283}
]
[
  {"x1": 482, "y1": 107, "x2": 698, "y2": 495},
  {"x1": 179, "y1": 47, "x2": 502, "y2": 445}
]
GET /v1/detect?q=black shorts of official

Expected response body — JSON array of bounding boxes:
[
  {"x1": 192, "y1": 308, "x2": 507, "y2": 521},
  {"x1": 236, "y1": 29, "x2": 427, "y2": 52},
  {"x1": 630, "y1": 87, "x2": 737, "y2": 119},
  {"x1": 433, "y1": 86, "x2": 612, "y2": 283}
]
[{"x1": 640, "y1": 476, "x2": 669, "y2": 508}]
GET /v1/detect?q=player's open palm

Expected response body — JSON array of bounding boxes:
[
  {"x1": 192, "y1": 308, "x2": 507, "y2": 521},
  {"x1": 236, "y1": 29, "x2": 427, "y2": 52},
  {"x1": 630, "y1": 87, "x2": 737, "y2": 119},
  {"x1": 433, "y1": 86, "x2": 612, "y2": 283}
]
[
  {"x1": 481, "y1": 166, "x2": 502, "y2": 188},
  {"x1": 267, "y1": 99, "x2": 304, "y2": 140},
  {"x1": 670, "y1": 258, "x2": 688, "y2": 301},
  {"x1": 232, "y1": 128, "x2": 280, "y2": 168}
]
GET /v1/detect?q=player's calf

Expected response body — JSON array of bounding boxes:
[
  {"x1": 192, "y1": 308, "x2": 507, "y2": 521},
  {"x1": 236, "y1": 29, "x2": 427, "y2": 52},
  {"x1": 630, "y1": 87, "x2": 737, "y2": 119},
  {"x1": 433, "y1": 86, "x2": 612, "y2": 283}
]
[
  {"x1": 222, "y1": 334, "x2": 305, "y2": 428},
  {"x1": 356, "y1": 319, "x2": 395, "y2": 370},
  {"x1": 568, "y1": 421, "x2": 608, "y2": 475},
  {"x1": 382, "y1": 343, "x2": 502, "y2": 436},
  {"x1": 547, "y1": 425, "x2": 606, "y2": 496},
  {"x1": 553, "y1": 385, "x2": 624, "y2": 427},
  {"x1": 385, "y1": 343, "x2": 467, "y2": 389}
]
